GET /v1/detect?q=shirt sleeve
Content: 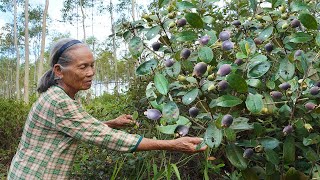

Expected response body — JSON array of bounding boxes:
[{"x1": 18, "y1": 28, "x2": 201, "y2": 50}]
[{"x1": 54, "y1": 98, "x2": 142, "y2": 152}]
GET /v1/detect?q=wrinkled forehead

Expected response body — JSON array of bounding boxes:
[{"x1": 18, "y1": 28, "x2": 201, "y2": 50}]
[{"x1": 67, "y1": 45, "x2": 95, "y2": 64}]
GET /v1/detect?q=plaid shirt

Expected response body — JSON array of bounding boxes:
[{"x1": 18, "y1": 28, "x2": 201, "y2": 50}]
[{"x1": 7, "y1": 86, "x2": 142, "y2": 179}]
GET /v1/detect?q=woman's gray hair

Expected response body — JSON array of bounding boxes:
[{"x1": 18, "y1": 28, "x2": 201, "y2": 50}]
[{"x1": 37, "y1": 38, "x2": 84, "y2": 93}]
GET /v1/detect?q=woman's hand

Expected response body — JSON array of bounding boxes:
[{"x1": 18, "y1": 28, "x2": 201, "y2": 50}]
[
  {"x1": 136, "y1": 137, "x2": 207, "y2": 154},
  {"x1": 104, "y1": 114, "x2": 139, "y2": 129},
  {"x1": 170, "y1": 137, "x2": 207, "y2": 154}
]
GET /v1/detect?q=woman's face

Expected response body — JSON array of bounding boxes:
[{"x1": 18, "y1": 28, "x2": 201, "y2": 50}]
[{"x1": 56, "y1": 45, "x2": 95, "y2": 97}]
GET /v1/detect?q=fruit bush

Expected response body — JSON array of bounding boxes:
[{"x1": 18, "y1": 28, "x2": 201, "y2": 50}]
[{"x1": 118, "y1": 0, "x2": 320, "y2": 178}]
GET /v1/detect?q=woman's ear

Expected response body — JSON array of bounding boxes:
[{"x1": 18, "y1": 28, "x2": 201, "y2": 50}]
[{"x1": 53, "y1": 64, "x2": 63, "y2": 79}]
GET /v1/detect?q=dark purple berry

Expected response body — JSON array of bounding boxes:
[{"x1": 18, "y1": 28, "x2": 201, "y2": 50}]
[
  {"x1": 189, "y1": 107, "x2": 199, "y2": 118},
  {"x1": 199, "y1": 35, "x2": 210, "y2": 46},
  {"x1": 222, "y1": 40, "x2": 234, "y2": 51},
  {"x1": 243, "y1": 148, "x2": 254, "y2": 158},
  {"x1": 310, "y1": 87, "x2": 319, "y2": 95},
  {"x1": 217, "y1": 64, "x2": 231, "y2": 76},
  {"x1": 164, "y1": 59, "x2": 175, "y2": 67},
  {"x1": 291, "y1": 19, "x2": 300, "y2": 28},
  {"x1": 219, "y1": 31, "x2": 231, "y2": 41},
  {"x1": 283, "y1": 125, "x2": 293, "y2": 135},
  {"x1": 180, "y1": 48, "x2": 191, "y2": 59},
  {"x1": 174, "y1": 125, "x2": 189, "y2": 137},
  {"x1": 176, "y1": 18, "x2": 187, "y2": 27},
  {"x1": 270, "y1": 91, "x2": 282, "y2": 99},
  {"x1": 305, "y1": 102, "x2": 316, "y2": 110},
  {"x1": 254, "y1": 38, "x2": 263, "y2": 45},
  {"x1": 294, "y1": 50, "x2": 303, "y2": 57},
  {"x1": 279, "y1": 82, "x2": 291, "y2": 90},
  {"x1": 221, "y1": 114, "x2": 233, "y2": 128},
  {"x1": 144, "y1": 109, "x2": 162, "y2": 120},
  {"x1": 265, "y1": 43, "x2": 273, "y2": 52},
  {"x1": 152, "y1": 42, "x2": 161, "y2": 51},
  {"x1": 218, "y1": 80, "x2": 228, "y2": 91},
  {"x1": 234, "y1": 59, "x2": 243, "y2": 65},
  {"x1": 193, "y1": 62, "x2": 208, "y2": 77},
  {"x1": 315, "y1": 82, "x2": 320, "y2": 87},
  {"x1": 232, "y1": 20, "x2": 241, "y2": 26}
]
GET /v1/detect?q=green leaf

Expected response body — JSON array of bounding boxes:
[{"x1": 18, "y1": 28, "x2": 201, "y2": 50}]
[
  {"x1": 132, "y1": 111, "x2": 138, "y2": 120},
  {"x1": 230, "y1": 117, "x2": 254, "y2": 131},
  {"x1": 246, "y1": 79, "x2": 262, "y2": 88},
  {"x1": 156, "y1": 116, "x2": 190, "y2": 134},
  {"x1": 316, "y1": 33, "x2": 320, "y2": 46},
  {"x1": 182, "y1": 88, "x2": 199, "y2": 105},
  {"x1": 236, "y1": 52, "x2": 247, "y2": 59},
  {"x1": 204, "y1": 123, "x2": 222, "y2": 148},
  {"x1": 162, "y1": 101, "x2": 179, "y2": 120},
  {"x1": 303, "y1": 134, "x2": 320, "y2": 146},
  {"x1": 186, "y1": 77, "x2": 197, "y2": 84},
  {"x1": 249, "y1": 0, "x2": 257, "y2": 12},
  {"x1": 171, "y1": 164, "x2": 181, "y2": 180},
  {"x1": 129, "y1": 36, "x2": 143, "y2": 58},
  {"x1": 299, "y1": 13, "x2": 318, "y2": 30},
  {"x1": 285, "y1": 167, "x2": 308, "y2": 180},
  {"x1": 209, "y1": 95, "x2": 243, "y2": 108},
  {"x1": 146, "y1": 26, "x2": 161, "y2": 40},
  {"x1": 247, "y1": 60, "x2": 271, "y2": 78},
  {"x1": 279, "y1": 59, "x2": 295, "y2": 81},
  {"x1": 166, "y1": 61, "x2": 181, "y2": 78},
  {"x1": 245, "y1": 93, "x2": 263, "y2": 114},
  {"x1": 290, "y1": 1, "x2": 310, "y2": 12},
  {"x1": 289, "y1": 32, "x2": 313, "y2": 43},
  {"x1": 239, "y1": 40, "x2": 249, "y2": 56},
  {"x1": 271, "y1": 0, "x2": 284, "y2": 8},
  {"x1": 258, "y1": 137, "x2": 279, "y2": 150},
  {"x1": 279, "y1": 104, "x2": 291, "y2": 117},
  {"x1": 136, "y1": 59, "x2": 158, "y2": 75},
  {"x1": 251, "y1": 54, "x2": 267, "y2": 62},
  {"x1": 283, "y1": 135, "x2": 295, "y2": 164},
  {"x1": 242, "y1": 168, "x2": 259, "y2": 180},
  {"x1": 226, "y1": 144, "x2": 248, "y2": 170},
  {"x1": 176, "y1": 1, "x2": 195, "y2": 11},
  {"x1": 198, "y1": 46, "x2": 214, "y2": 63},
  {"x1": 265, "y1": 149, "x2": 280, "y2": 165},
  {"x1": 158, "y1": 0, "x2": 169, "y2": 8},
  {"x1": 258, "y1": 26, "x2": 273, "y2": 41},
  {"x1": 176, "y1": 31, "x2": 198, "y2": 42},
  {"x1": 154, "y1": 73, "x2": 169, "y2": 95},
  {"x1": 185, "y1": 13, "x2": 204, "y2": 28},
  {"x1": 227, "y1": 73, "x2": 248, "y2": 93},
  {"x1": 300, "y1": 52, "x2": 308, "y2": 74}
]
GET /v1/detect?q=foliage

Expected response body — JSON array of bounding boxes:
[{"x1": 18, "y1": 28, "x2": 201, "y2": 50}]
[
  {"x1": 119, "y1": 0, "x2": 320, "y2": 178},
  {"x1": 0, "y1": 98, "x2": 30, "y2": 176}
]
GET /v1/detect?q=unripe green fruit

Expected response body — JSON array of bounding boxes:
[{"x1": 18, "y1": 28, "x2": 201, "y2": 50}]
[
  {"x1": 305, "y1": 102, "x2": 316, "y2": 110},
  {"x1": 281, "y1": 13, "x2": 289, "y2": 20},
  {"x1": 265, "y1": 43, "x2": 273, "y2": 52},
  {"x1": 167, "y1": 5, "x2": 174, "y2": 12},
  {"x1": 283, "y1": 125, "x2": 293, "y2": 135},
  {"x1": 221, "y1": 114, "x2": 233, "y2": 128},
  {"x1": 282, "y1": 23, "x2": 289, "y2": 29},
  {"x1": 193, "y1": 62, "x2": 208, "y2": 77},
  {"x1": 270, "y1": 91, "x2": 282, "y2": 99},
  {"x1": 255, "y1": 14, "x2": 263, "y2": 20},
  {"x1": 189, "y1": 107, "x2": 199, "y2": 118},
  {"x1": 207, "y1": 74, "x2": 215, "y2": 81},
  {"x1": 167, "y1": 12, "x2": 176, "y2": 19},
  {"x1": 168, "y1": 22, "x2": 176, "y2": 28},
  {"x1": 178, "y1": 75, "x2": 186, "y2": 82},
  {"x1": 291, "y1": 19, "x2": 301, "y2": 28},
  {"x1": 243, "y1": 148, "x2": 254, "y2": 158},
  {"x1": 152, "y1": 42, "x2": 161, "y2": 51},
  {"x1": 174, "y1": 125, "x2": 189, "y2": 137},
  {"x1": 310, "y1": 87, "x2": 319, "y2": 95},
  {"x1": 279, "y1": 82, "x2": 291, "y2": 90},
  {"x1": 180, "y1": 48, "x2": 191, "y2": 59},
  {"x1": 279, "y1": 6, "x2": 286, "y2": 13},
  {"x1": 208, "y1": 84, "x2": 216, "y2": 91}
]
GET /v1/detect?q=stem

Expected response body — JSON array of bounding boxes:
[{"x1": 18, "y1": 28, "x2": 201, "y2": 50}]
[{"x1": 156, "y1": 13, "x2": 175, "y2": 53}]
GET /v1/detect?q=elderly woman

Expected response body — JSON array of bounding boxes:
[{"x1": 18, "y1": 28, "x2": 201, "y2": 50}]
[{"x1": 8, "y1": 38, "x2": 206, "y2": 179}]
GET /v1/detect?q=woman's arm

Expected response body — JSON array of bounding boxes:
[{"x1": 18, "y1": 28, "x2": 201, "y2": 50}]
[
  {"x1": 104, "y1": 114, "x2": 138, "y2": 129},
  {"x1": 136, "y1": 137, "x2": 207, "y2": 154}
]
